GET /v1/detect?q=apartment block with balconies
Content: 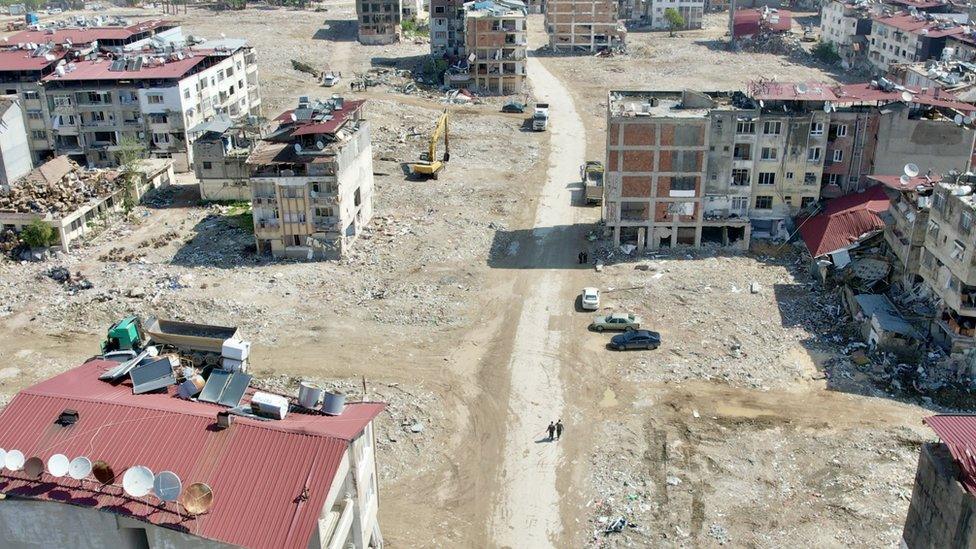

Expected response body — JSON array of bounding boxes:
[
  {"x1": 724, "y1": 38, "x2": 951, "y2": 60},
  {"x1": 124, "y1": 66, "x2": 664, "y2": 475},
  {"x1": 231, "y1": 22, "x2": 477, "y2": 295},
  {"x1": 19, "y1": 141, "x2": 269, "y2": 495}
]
[
  {"x1": 357, "y1": 0, "x2": 403, "y2": 44},
  {"x1": 464, "y1": 0, "x2": 527, "y2": 95},
  {"x1": 247, "y1": 97, "x2": 374, "y2": 260},
  {"x1": 546, "y1": 0, "x2": 623, "y2": 52}
]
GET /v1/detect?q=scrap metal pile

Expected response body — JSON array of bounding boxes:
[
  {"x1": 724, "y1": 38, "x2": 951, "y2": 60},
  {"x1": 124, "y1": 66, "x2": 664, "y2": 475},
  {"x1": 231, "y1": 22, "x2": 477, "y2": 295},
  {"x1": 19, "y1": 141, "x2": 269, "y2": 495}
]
[{"x1": 0, "y1": 160, "x2": 121, "y2": 216}]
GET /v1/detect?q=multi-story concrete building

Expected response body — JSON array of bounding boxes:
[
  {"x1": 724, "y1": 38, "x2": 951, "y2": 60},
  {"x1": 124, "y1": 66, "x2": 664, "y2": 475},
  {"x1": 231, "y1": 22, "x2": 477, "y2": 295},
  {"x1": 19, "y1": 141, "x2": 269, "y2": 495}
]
[
  {"x1": 0, "y1": 95, "x2": 32, "y2": 188},
  {"x1": 0, "y1": 357, "x2": 386, "y2": 548},
  {"x1": 644, "y1": 0, "x2": 704, "y2": 30},
  {"x1": 357, "y1": 0, "x2": 403, "y2": 44},
  {"x1": 464, "y1": 0, "x2": 527, "y2": 95},
  {"x1": 248, "y1": 97, "x2": 374, "y2": 260},
  {"x1": 40, "y1": 38, "x2": 261, "y2": 172},
  {"x1": 430, "y1": 0, "x2": 467, "y2": 58},
  {"x1": 819, "y1": 0, "x2": 873, "y2": 66},
  {"x1": 874, "y1": 173, "x2": 938, "y2": 287},
  {"x1": 546, "y1": 0, "x2": 623, "y2": 52},
  {"x1": 867, "y1": 12, "x2": 963, "y2": 73},
  {"x1": 7, "y1": 19, "x2": 182, "y2": 52},
  {"x1": 919, "y1": 175, "x2": 976, "y2": 352},
  {"x1": 190, "y1": 115, "x2": 260, "y2": 201},
  {"x1": 0, "y1": 46, "x2": 69, "y2": 164}
]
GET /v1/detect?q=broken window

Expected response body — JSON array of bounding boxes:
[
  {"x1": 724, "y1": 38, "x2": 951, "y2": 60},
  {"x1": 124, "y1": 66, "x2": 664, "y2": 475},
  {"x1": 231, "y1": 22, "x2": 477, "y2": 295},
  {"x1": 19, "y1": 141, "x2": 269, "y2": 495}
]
[
  {"x1": 754, "y1": 195, "x2": 773, "y2": 209},
  {"x1": 733, "y1": 143, "x2": 752, "y2": 160},
  {"x1": 952, "y1": 240, "x2": 967, "y2": 261},
  {"x1": 801, "y1": 196, "x2": 816, "y2": 209},
  {"x1": 731, "y1": 169, "x2": 750, "y2": 186},
  {"x1": 928, "y1": 219, "x2": 940, "y2": 241},
  {"x1": 757, "y1": 172, "x2": 775, "y2": 186}
]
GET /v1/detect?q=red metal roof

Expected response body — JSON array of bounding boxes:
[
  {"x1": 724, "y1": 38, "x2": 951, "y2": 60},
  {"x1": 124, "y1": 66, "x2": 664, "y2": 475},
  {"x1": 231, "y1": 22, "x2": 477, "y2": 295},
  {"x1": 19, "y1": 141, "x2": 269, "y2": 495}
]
[
  {"x1": 273, "y1": 100, "x2": 366, "y2": 137},
  {"x1": 732, "y1": 8, "x2": 792, "y2": 38},
  {"x1": 0, "y1": 48, "x2": 66, "y2": 72},
  {"x1": 867, "y1": 173, "x2": 941, "y2": 191},
  {"x1": 925, "y1": 415, "x2": 976, "y2": 494},
  {"x1": 887, "y1": 0, "x2": 946, "y2": 9},
  {"x1": 834, "y1": 83, "x2": 976, "y2": 113},
  {"x1": 0, "y1": 359, "x2": 384, "y2": 549},
  {"x1": 749, "y1": 81, "x2": 838, "y2": 102},
  {"x1": 799, "y1": 185, "x2": 890, "y2": 257},
  {"x1": 42, "y1": 54, "x2": 207, "y2": 82},
  {"x1": 871, "y1": 13, "x2": 964, "y2": 38},
  {"x1": 8, "y1": 20, "x2": 176, "y2": 46}
]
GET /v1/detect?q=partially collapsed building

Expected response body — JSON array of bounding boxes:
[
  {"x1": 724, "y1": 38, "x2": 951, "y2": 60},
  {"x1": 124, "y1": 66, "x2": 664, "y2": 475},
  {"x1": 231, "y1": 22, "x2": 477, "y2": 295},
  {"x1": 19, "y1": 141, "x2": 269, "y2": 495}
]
[
  {"x1": 545, "y1": 0, "x2": 623, "y2": 52},
  {"x1": 247, "y1": 97, "x2": 374, "y2": 260},
  {"x1": 463, "y1": 0, "x2": 527, "y2": 95},
  {"x1": 357, "y1": 0, "x2": 403, "y2": 44}
]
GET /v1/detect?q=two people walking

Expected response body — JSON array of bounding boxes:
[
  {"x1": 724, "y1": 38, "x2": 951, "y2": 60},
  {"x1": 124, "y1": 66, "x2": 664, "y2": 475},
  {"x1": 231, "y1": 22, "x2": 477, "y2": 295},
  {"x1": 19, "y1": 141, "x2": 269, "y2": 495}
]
[
  {"x1": 546, "y1": 419, "x2": 564, "y2": 441},
  {"x1": 577, "y1": 251, "x2": 589, "y2": 264}
]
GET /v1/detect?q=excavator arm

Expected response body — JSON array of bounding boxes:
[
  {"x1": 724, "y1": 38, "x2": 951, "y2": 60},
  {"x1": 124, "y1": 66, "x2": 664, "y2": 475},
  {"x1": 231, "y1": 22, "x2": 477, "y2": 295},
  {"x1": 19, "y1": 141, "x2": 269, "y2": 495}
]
[{"x1": 410, "y1": 110, "x2": 450, "y2": 179}]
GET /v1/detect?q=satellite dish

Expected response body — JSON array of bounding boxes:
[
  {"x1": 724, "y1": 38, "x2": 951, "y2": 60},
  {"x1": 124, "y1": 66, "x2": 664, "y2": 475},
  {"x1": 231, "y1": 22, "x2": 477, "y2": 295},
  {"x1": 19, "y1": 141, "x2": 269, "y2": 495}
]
[
  {"x1": 5, "y1": 450, "x2": 25, "y2": 471},
  {"x1": 905, "y1": 163, "x2": 920, "y2": 177},
  {"x1": 900, "y1": 174, "x2": 911, "y2": 186},
  {"x1": 92, "y1": 460, "x2": 115, "y2": 484},
  {"x1": 795, "y1": 83, "x2": 809, "y2": 94},
  {"x1": 955, "y1": 114, "x2": 964, "y2": 125},
  {"x1": 901, "y1": 91, "x2": 913, "y2": 103},
  {"x1": 23, "y1": 457, "x2": 43, "y2": 479},
  {"x1": 289, "y1": 113, "x2": 297, "y2": 122},
  {"x1": 47, "y1": 454, "x2": 69, "y2": 477},
  {"x1": 153, "y1": 471, "x2": 182, "y2": 502},
  {"x1": 0, "y1": 449, "x2": 6, "y2": 466},
  {"x1": 966, "y1": 115, "x2": 974, "y2": 125},
  {"x1": 759, "y1": 100, "x2": 765, "y2": 108},
  {"x1": 315, "y1": 140, "x2": 325, "y2": 150},
  {"x1": 68, "y1": 456, "x2": 92, "y2": 480},
  {"x1": 122, "y1": 466, "x2": 154, "y2": 497},
  {"x1": 182, "y1": 482, "x2": 214, "y2": 515},
  {"x1": 294, "y1": 143, "x2": 302, "y2": 153},
  {"x1": 824, "y1": 102, "x2": 832, "y2": 113}
]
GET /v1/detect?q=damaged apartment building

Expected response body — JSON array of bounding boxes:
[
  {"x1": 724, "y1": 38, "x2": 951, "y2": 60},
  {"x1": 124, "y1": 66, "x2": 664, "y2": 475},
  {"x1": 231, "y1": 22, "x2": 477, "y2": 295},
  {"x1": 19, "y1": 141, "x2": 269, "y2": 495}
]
[
  {"x1": 431, "y1": 0, "x2": 467, "y2": 58},
  {"x1": 247, "y1": 97, "x2": 374, "y2": 260},
  {"x1": 190, "y1": 115, "x2": 264, "y2": 201},
  {"x1": 545, "y1": 0, "x2": 623, "y2": 52},
  {"x1": 357, "y1": 0, "x2": 403, "y2": 44}
]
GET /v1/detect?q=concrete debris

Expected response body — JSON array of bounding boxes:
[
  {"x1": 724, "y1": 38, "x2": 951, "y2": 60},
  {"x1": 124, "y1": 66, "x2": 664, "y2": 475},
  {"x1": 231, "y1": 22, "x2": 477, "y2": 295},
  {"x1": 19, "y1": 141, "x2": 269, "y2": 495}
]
[
  {"x1": 0, "y1": 158, "x2": 121, "y2": 215},
  {"x1": 43, "y1": 266, "x2": 93, "y2": 291},
  {"x1": 750, "y1": 281, "x2": 761, "y2": 294}
]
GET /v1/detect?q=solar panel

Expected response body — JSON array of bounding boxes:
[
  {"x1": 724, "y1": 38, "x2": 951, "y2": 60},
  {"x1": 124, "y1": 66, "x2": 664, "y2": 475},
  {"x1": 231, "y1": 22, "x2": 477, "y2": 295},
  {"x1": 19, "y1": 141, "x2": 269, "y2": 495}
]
[
  {"x1": 294, "y1": 108, "x2": 313, "y2": 121},
  {"x1": 198, "y1": 370, "x2": 230, "y2": 403},
  {"x1": 109, "y1": 58, "x2": 126, "y2": 72},
  {"x1": 218, "y1": 373, "x2": 252, "y2": 407},
  {"x1": 130, "y1": 358, "x2": 176, "y2": 394}
]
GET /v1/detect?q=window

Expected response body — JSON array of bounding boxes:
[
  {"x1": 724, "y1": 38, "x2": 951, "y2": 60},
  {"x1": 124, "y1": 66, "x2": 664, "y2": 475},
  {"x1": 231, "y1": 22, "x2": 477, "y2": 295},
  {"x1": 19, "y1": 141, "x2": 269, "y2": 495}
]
[
  {"x1": 731, "y1": 168, "x2": 750, "y2": 186},
  {"x1": 923, "y1": 248, "x2": 935, "y2": 269},
  {"x1": 804, "y1": 173, "x2": 817, "y2": 185},
  {"x1": 801, "y1": 196, "x2": 816, "y2": 209},
  {"x1": 786, "y1": 171, "x2": 794, "y2": 180},
  {"x1": 152, "y1": 132, "x2": 170, "y2": 144},
  {"x1": 434, "y1": 5, "x2": 445, "y2": 12},
  {"x1": 933, "y1": 192, "x2": 946, "y2": 214},
  {"x1": 30, "y1": 130, "x2": 46, "y2": 140},
  {"x1": 962, "y1": 212, "x2": 973, "y2": 235},
  {"x1": 730, "y1": 196, "x2": 748, "y2": 210},
  {"x1": 226, "y1": 66, "x2": 234, "y2": 77},
  {"x1": 763, "y1": 121, "x2": 781, "y2": 135},
  {"x1": 148, "y1": 113, "x2": 168, "y2": 124},
  {"x1": 735, "y1": 120, "x2": 755, "y2": 134},
  {"x1": 835, "y1": 124, "x2": 848, "y2": 137},
  {"x1": 26, "y1": 110, "x2": 42, "y2": 120},
  {"x1": 758, "y1": 172, "x2": 776, "y2": 186},
  {"x1": 200, "y1": 78, "x2": 208, "y2": 89},
  {"x1": 832, "y1": 149, "x2": 843, "y2": 163},
  {"x1": 952, "y1": 240, "x2": 967, "y2": 261},
  {"x1": 22, "y1": 90, "x2": 38, "y2": 100},
  {"x1": 928, "y1": 219, "x2": 940, "y2": 240},
  {"x1": 147, "y1": 94, "x2": 164, "y2": 104},
  {"x1": 315, "y1": 207, "x2": 335, "y2": 217},
  {"x1": 784, "y1": 195, "x2": 793, "y2": 206},
  {"x1": 733, "y1": 143, "x2": 752, "y2": 160},
  {"x1": 202, "y1": 161, "x2": 213, "y2": 169},
  {"x1": 183, "y1": 88, "x2": 191, "y2": 99},
  {"x1": 810, "y1": 122, "x2": 824, "y2": 136},
  {"x1": 807, "y1": 147, "x2": 822, "y2": 162},
  {"x1": 755, "y1": 195, "x2": 773, "y2": 209},
  {"x1": 760, "y1": 147, "x2": 777, "y2": 160},
  {"x1": 53, "y1": 95, "x2": 71, "y2": 107}
]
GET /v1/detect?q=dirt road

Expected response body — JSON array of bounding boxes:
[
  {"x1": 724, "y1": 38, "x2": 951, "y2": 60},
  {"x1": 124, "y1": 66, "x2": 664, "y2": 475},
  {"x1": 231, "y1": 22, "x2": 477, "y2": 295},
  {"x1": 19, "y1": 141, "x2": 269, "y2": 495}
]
[{"x1": 488, "y1": 24, "x2": 588, "y2": 548}]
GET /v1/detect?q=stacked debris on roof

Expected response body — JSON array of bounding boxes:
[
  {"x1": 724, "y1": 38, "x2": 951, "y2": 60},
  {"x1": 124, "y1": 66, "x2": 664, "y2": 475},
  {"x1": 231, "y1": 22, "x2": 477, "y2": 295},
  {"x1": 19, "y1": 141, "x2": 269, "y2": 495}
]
[{"x1": 0, "y1": 156, "x2": 121, "y2": 216}]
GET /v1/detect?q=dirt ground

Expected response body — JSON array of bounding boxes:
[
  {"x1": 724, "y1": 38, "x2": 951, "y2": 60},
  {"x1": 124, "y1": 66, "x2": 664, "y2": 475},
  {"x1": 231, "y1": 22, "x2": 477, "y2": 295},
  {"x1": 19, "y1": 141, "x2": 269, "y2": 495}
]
[{"x1": 0, "y1": 4, "x2": 945, "y2": 548}]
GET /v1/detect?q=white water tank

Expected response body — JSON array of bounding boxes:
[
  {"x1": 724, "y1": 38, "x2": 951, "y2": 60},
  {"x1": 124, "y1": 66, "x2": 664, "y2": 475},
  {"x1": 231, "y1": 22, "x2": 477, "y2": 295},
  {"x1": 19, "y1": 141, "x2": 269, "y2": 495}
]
[
  {"x1": 250, "y1": 392, "x2": 289, "y2": 420},
  {"x1": 222, "y1": 339, "x2": 251, "y2": 362},
  {"x1": 322, "y1": 392, "x2": 346, "y2": 416}
]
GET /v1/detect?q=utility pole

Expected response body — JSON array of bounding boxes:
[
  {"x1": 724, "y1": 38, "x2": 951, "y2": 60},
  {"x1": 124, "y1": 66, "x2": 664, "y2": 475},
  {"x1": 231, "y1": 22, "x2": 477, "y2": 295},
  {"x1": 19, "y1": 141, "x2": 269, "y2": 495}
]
[{"x1": 728, "y1": 0, "x2": 735, "y2": 50}]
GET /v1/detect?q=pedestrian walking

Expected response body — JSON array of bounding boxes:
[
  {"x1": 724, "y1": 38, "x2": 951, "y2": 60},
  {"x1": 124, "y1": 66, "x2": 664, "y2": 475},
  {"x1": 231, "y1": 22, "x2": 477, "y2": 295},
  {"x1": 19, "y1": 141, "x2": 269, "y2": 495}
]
[
  {"x1": 555, "y1": 419, "x2": 564, "y2": 440},
  {"x1": 577, "y1": 251, "x2": 584, "y2": 264},
  {"x1": 546, "y1": 421, "x2": 556, "y2": 441},
  {"x1": 582, "y1": 251, "x2": 588, "y2": 263}
]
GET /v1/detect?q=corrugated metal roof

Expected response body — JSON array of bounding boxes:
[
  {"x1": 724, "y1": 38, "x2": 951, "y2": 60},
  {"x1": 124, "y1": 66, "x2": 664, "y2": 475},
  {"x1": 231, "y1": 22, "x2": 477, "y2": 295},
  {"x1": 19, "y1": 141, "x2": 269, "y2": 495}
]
[
  {"x1": 867, "y1": 173, "x2": 941, "y2": 191},
  {"x1": 8, "y1": 20, "x2": 177, "y2": 45},
  {"x1": 42, "y1": 54, "x2": 207, "y2": 82},
  {"x1": 799, "y1": 185, "x2": 890, "y2": 257},
  {"x1": 925, "y1": 415, "x2": 976, "y2": 494},
  {"x1": 732, "y1": 8, "x2": 792, "y2": 38},
  {"x1": 0, "y1": 359, "x2": 384, "y2": 549},
  {"x1": 0, "y1": 48, "x2": 66, "y2": 72},
  {"x1": 834, "y1": 83, "x2": 976, "y2": 113}
]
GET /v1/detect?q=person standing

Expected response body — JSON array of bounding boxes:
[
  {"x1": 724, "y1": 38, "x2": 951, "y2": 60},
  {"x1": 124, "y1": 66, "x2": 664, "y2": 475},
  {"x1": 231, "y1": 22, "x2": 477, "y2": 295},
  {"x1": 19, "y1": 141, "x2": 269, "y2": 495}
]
[
  {"x1": 577, "y1": 251, "x2": 584, "y2": 264},
  {"x1": 582, "y1": 251, "x2": 588, "y2": 264},
  {"x1": 546, "y1": 421, "x2": 556, "y2": 441},
  {"x1": 555, "y1": 419, "x2": 564, "y2": 440}
]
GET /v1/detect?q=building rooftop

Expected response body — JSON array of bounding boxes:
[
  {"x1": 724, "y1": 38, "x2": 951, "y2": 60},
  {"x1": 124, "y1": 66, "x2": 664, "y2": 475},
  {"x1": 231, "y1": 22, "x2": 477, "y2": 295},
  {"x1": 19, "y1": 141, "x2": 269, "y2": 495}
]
[
  {"x1": 464, "y1": 0, "x2": 527, "y2": 16},
  {"x1": 7, "y1": 19, "x2": 177, "y2": 46},
  {"x1": 867, "y1": 173, "x2": 941, "y2": 191},
  {"x1": 799, "y1": 185, "x2": 891, "y2": 257},
  {"x1": 42, "y1": 52, "x2": 208, "y2": 82},
  {"x1": 0, "y1": 47, "x2": 67, "y2": 72},
  {"x1": 0, "y1": 358, "x2": 384, "y2": 549},
  {"x1": 834, "y1": 82, "x2": 976, "y2": 112},
  {"x1": 924, "y1": 414, "x2": 976, "y2": 494},
  {"x1": 748, "y1": 80, "x2": 837, "y2": 102},
  {"x1": 871, "y1": 13, "x2": 964, "y2": 38},
  {"x1": 732, "y1": 8, "x2": 792, "y2": 38}
]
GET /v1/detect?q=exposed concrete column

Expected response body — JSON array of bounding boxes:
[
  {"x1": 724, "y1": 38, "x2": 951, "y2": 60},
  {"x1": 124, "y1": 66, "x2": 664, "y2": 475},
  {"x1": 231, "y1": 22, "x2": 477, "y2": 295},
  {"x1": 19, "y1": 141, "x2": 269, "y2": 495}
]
[
  {"x1": 613, "y1": 225, "x2": 620, "y2": 246},
  {"x1": 637, "y1": 226, "x2": 646, "y2": 250}
]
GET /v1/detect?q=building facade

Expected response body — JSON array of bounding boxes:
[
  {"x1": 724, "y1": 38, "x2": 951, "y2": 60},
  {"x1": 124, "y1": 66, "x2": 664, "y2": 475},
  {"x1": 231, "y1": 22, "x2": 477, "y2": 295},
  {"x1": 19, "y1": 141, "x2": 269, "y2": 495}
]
[
  {"x1": 357, "y1": 0, "x2": 403, "y2": 44},
  {"x1": 0, "y1": 95, "x2": 32, "y2": 188},
  {"x1": 430, "y1": 0, "x2": 468, "y2": 58},
  {"x1": 545, "y1": 0, "x2": 623, "y2": 52},
  {"x1": 646, "y1": 0, "x2": 704, "y2": 30},
  {"x1": 874, "y1": 174, "x2": 937, "y2": 287},
  {"x1": 819, "y1": 0, "x2": 873, "y2": 66},
  {"x1": 464, "y1": 0, "x2": 527, "y2": 95},
  {"x1": 867, "y1": 13, "x2": 962, "y2": 73},
  {"x1": 248, "y1": 97, "x2": 375, "y2": 260},
  {"x1": 191, "y1": 116, "x2": 260, "y2": 201}
]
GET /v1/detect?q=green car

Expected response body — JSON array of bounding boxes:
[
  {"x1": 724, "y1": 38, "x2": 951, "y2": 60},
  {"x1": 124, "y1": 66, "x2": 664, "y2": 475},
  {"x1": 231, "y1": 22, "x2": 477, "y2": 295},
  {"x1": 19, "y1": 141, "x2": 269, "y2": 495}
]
[{"x1": 589, "y1": 312, "x2": 642, "y2": 332}]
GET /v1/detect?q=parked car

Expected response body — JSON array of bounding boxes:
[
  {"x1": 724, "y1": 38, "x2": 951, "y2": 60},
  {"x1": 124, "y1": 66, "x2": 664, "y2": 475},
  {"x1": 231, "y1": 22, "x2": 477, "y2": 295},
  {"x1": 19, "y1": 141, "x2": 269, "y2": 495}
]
[
  {"x1": 581, "y1": 287, "x2": 600, "y2": 310},
  {"x1": 589, "y1": 312, "x2": 641, "y2": 332},
  {"x1": 502, "y1": 101, "x2": 525, "y2": 114},
  {"x1": 322, "y1": 71, "x2": 341, "y2": 87},
  {"x1": 610, "y1": 330, "x2": 661, "y2": 351}
]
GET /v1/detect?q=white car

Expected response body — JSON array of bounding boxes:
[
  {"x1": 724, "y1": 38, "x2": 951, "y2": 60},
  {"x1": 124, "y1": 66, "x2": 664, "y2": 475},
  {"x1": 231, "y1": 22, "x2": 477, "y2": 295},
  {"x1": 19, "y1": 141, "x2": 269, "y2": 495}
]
[
  {"x1": 323, "y1": 72, "x2": 340, "y2": 87},
  {"x1": 581, "y1": 287, "x2": 600, "y2": 310}
]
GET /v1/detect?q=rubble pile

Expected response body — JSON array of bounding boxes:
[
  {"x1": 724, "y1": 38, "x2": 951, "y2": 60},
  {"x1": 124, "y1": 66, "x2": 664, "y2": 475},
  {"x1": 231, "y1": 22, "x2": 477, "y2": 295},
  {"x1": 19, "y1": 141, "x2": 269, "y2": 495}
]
[
  {"x1": 43, "y1": 266, "x2": 93, "y2": 292},
  {"x1": 0, "y1": 164, "x2": 120, "y2": 215},
  {"x1": 736, "y1": 32, "x2": 808, "y2": 60}
]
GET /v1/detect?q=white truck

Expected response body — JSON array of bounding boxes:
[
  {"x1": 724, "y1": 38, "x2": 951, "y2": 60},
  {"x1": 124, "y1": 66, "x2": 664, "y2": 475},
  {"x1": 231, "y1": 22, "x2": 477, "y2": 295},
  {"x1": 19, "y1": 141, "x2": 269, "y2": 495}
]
[{"x1": 532, "y1": 103, "x2": 550, "y2": 131}]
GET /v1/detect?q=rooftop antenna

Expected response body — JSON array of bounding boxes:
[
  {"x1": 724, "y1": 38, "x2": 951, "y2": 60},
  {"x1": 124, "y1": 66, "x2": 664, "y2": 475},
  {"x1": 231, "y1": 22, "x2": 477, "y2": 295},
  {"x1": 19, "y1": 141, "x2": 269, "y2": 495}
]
[
  {"x1": 966, "y1": 115, "x2": 975, "y2": 125},
  {"x1": 23, "y1": 457, "x2": 43, "y2": 480},
  {"x1": 905, "y1": 163, "x2": 921, "y2": 177},
  {"x1": 294, "y1": 143, "x2": 303, "y2": 154},
  {"x1": 122, "y1": 466, "x2": 154, "y2": 498},
  {"x1": 5, "y1": 449, "x2": 24, "y2": 471},
  {"x1": 47, "y1": 454, "x2": 70, "y2": 477},
  {"x1": 181, "y1": 482, "x2": 214, "y2": 515},
  {"x1": 823, "y1": 101, "x2": 832, "y2": 113}
]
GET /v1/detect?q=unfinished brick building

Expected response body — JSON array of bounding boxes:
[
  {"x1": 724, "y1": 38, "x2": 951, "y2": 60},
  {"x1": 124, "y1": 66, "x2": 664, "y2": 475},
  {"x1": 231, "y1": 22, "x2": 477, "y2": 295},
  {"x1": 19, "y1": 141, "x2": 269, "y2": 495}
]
[
  {"x1": 545, "y1": 0, "x2": 623, "y2": 53},
  {"x1": 357, "y1": 0, "x2": 402, "y2": 45},
  {"x1": 464, "y1": 0, "x2": 527, "y2": 95}
]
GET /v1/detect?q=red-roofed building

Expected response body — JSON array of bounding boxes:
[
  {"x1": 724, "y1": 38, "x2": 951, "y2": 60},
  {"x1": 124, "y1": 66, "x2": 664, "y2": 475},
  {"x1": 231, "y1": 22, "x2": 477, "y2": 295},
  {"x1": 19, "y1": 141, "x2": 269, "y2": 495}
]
[
  {"x1": 7, "y1": 20, "x2": 180, "y2": 49},
  {"x1": 732, "y1": 8, "x2": 792, "y2": 39},
  {"x1": 867, "y1": 13, "x2": 965, "y2": 72},
  {"x1": 902, "y1": 416, "x2": 976, "y2": 548},
  {"x1": 871, "y1": 173, "x2": 939, "y2": 285},
  {"x1": 0, "y1": 359, "x2": 385, "y2": 548},
  {"x1": 799, "y1": 185, "x2": 890, "y2": 257},
  {"x1": 247, "y1": 96, "x2": 374, "y2": 260},
  {"x1": 0, "y1": 47, "x2": 70, "y2": 162}
]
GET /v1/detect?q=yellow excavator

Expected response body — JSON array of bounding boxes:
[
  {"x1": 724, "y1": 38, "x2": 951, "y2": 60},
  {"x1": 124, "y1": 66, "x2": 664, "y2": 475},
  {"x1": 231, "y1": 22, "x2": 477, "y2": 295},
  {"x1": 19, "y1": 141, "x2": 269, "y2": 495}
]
[{"x1": 409, "y1": 110, "x2": 449, "y2": 180}]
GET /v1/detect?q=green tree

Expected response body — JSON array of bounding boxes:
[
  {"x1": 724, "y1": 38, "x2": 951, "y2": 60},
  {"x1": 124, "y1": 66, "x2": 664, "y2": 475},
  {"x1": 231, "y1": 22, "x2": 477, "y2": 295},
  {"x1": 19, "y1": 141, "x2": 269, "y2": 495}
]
[
  {"x1": 114, "y1": 136, "x2": 146, "y2": 213},
  {"x1": 664, "y1": 8, "x2": 685, "y2": 37},
  {"x1": 813, "y1": 41, "x2": 842, "y2": 64},
  {"x1": 20, "y1": 218, "x2": 56, "y2": 249}
]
